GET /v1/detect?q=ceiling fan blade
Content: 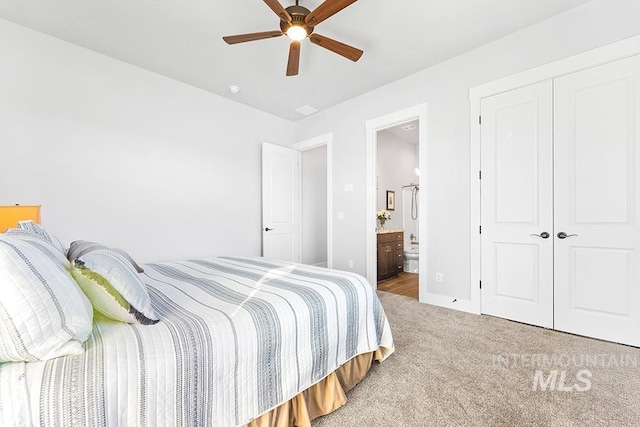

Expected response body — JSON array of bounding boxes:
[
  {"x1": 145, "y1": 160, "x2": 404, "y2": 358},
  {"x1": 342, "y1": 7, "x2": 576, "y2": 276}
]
[
  {"x1": 309, "y1": 33, "x2": 363, "y2": 62},
  {"x1": 223, "y1": 30, "x2": 283, "y2": 45},
  {"x1": 305, "y1": 0, "x2": 358, "y2": 26},
  {"x1": 263, "y1": 0, "x2": 292, "y2": 23},
  {"x1": 286, "y1": 40, "x2": 301, "y2": 76}
]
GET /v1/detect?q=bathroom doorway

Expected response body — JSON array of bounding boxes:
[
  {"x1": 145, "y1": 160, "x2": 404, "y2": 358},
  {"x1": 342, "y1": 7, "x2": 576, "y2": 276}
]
[
  {"x1": 374, "y1": 120, "x2": 420, "y2": 299},
  {"x1": 365, "y1": 104, "x2": 427, "y2": 302}
]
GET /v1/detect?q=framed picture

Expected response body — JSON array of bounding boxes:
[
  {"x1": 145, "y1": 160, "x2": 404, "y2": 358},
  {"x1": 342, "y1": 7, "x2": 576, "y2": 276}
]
[{"x1": 386, "y1": 190, "x2": 395, "y2": 211}]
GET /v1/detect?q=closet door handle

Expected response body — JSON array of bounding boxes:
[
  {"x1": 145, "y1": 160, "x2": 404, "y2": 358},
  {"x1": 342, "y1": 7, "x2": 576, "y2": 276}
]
[
  {"x1": 557, "y1": 232, "x2": 578, "y2": 239},
  {"x1": 530, "y1": 232, "x2": 550, "y2": 239},
  {"x1": 264, "y1": 227, "x2": 274, "y2": 232}
]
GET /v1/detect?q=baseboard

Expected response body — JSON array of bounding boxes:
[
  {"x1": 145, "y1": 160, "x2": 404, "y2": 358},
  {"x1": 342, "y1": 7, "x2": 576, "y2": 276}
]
[{"x1": 420, "y1": 292, "x2": 479, "y2": 314}]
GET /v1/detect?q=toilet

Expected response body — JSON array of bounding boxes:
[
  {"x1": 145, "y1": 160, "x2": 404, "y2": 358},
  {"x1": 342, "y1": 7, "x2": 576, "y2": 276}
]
[{"x1": 403, "y1": 248, "x2": 419, "y2": 273}]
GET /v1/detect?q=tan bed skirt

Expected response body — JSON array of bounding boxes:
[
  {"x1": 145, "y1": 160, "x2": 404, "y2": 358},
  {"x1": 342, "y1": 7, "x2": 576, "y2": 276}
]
[{"x1": 245, "y1": 348, "x2": 385, "y2": 427}]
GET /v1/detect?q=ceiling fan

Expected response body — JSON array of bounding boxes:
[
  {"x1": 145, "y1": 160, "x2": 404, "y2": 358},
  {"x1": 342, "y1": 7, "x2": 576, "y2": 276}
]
[{"x1": 223, "y1": 0, "x2": 363, "y2": 76}]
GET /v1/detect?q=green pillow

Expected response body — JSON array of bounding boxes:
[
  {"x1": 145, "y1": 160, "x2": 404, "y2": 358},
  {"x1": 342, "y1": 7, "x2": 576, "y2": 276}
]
[
  {"x1": 70, "y1": 265, "x2": 142, "y2": 323},
  {"x1": 70, "y1": 250, "x2": 159, "y2": 325}
]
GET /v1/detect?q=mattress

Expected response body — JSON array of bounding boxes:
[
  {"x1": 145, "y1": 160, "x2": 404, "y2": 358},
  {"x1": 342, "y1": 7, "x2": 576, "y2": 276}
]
[{"x1": 0, "y1": 256, "x2": 394, "y2": 426}]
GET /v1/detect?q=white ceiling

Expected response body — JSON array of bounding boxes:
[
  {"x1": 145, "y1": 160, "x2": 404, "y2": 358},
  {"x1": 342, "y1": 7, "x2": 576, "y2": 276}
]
[
  {"x1": 380, "y1": 120, "x2": 419, "y2": 146},
  {"x1": 0, "y1": 0, "x2": 593, "y2": 121}
]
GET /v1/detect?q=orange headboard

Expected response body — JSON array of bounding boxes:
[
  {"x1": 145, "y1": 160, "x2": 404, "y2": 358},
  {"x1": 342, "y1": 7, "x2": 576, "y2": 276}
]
[{"x1": 0, "y1": 205, "x2": 41, "y2": 232}]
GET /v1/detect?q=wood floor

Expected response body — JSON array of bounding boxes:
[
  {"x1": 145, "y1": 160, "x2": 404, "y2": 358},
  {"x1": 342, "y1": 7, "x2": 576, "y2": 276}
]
[{"x1": 377, "y1": 272, "x2": 419, "y2": 299}]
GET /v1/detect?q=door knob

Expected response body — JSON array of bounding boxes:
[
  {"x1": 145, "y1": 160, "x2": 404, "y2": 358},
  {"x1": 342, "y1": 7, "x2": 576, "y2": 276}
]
[
  {"x1": 530, "y1": 232, "x2": 550, "y2": 239},
  {"x1": 557, "y1": 232, "x2": 578, "y2": 239},
  {"x1": 264, "y1": 227, "x2": 274, "y2": 232}
]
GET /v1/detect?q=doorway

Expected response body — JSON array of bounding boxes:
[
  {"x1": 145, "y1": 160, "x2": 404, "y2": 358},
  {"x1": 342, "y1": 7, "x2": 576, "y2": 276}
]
[
  {"x1": 294, "y1": 133, "x2": 333, "y2": 269},
  {"x1": 261, "y1": 134, "x2": 333, "y2": 268},
  {"x1": 301, "y1": 145, "x2": 328, "y2": 267},
  {"x1": 365, "y1": 104, "x2": 427, "y2": 301},
  {"x1": 375, "y1": 120, "x2": 420, "y2": 299}
]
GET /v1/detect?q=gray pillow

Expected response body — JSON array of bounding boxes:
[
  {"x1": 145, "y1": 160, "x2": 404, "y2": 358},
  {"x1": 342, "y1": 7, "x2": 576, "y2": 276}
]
[{"x1": 67, "y1": 240, "x2": 144, "y2": 273}]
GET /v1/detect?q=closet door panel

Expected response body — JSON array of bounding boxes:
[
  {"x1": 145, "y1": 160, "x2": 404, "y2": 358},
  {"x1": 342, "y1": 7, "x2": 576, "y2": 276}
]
[
  {"x1": 554, "y1": 54, "x2": 640, "y2": 347},
  {"x1": 480, "y1": 80, "x2": 554, "y2": 328}
]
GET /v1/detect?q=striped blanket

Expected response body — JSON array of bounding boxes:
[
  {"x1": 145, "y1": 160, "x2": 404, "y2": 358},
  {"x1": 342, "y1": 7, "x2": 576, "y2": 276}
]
[{"x1": 0, "y1": 257, "x2": 394, "y2": 426}]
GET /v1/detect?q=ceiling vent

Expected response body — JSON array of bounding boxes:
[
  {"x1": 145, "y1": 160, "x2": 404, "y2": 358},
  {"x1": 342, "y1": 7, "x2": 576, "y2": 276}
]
[{"x1": 295, "y1": 105, "x2": 319, "y2": 116}]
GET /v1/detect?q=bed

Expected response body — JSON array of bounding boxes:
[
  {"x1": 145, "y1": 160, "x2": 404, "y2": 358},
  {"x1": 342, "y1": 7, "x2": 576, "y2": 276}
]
[{"x1": 0, "y1": 226, "x2": 394, "y2": 427}]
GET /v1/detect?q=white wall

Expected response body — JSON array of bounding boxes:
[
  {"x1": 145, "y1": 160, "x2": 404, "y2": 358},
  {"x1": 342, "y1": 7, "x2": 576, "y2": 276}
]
[
  {"x1": 301, "y1": 145, "x2": 327, "y2": 267},
  {"x1": 376, "y1": 133, "x2": 418, "y2": 231},
  {"x1": 3, "y1": 0, "x2": 640, "y2": 304},
  {"x1": 293, "y1": 0, "x2": 640, "y2": 304},
  {"x1": 0, "y1": 19, "x2": 293, "y2": 263}
]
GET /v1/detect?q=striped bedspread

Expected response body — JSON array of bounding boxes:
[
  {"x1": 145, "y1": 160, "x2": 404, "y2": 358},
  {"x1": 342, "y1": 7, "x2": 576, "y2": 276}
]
[{"x1": 0, "y1": 257, "x2": 394, "y2": 426}]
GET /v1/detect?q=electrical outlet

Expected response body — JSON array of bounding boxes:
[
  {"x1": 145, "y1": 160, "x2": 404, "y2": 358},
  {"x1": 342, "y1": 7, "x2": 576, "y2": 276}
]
[
  {"x1": 435, "y1": 272, "x2": 443, "y2": 283},
  {"x1": 348, "y1": 260, "x2": 354, "y2": 269}
]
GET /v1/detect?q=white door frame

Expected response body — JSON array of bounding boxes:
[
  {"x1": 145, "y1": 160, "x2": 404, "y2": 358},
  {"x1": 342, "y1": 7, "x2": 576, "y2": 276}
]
[
  {"x1": 293, "y1": 133, "x2": 334, "y2": 269},
  {"x1": 469, "y1": 34, "x2": 640, "y2": 315},
  {"x1": 365, "y1": 104, "x2": 428, "y2": 296}
]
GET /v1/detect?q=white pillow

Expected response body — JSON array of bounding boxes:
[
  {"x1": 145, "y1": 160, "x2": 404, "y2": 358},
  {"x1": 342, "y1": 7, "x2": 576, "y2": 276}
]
[
  {"x1": 4, "y1": 227, "x2": 70, "y2": 268},
  {"x1": 16, "y1": 220, "x2": 66, "y2": 256},
  {"x1": 0, "y1": 235, "x2": 93, "y2": 362},
  {"x1": 70, "y1": 248, "x2": 159, "y2": 325}
]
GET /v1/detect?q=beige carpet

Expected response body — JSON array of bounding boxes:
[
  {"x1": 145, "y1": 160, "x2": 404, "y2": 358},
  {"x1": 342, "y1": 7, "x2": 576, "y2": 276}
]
[{"x1": 313, "y1": 291, "x2": 640, "y2": 426}]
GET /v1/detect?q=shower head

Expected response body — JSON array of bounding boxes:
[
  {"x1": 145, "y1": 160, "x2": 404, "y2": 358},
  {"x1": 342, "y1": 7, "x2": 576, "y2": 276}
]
[{"x1": 402, "y1": 183, "x2": 419, "y2": 189}]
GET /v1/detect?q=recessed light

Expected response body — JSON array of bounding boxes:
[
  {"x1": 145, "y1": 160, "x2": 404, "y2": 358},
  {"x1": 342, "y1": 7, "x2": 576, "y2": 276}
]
[
  {"x1": 229, "y1": 85, "x2": 240, "y2": 94},
  {"x1": 402, "y1": 124, "x2": 417, "y2": 131}
]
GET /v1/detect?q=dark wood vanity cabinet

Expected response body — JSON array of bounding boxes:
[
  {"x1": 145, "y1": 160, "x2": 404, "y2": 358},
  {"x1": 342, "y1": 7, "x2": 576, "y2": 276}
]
[{"x1": 377, "y1": 231, "x2": 404, "y2": 281}]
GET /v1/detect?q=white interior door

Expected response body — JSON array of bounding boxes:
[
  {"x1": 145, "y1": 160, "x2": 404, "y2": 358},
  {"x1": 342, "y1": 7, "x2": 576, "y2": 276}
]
[
  {"x1": 554, "y1": 55, "x2": 640, "y2": 347},
  {"x1": 262, "y1": 143, "x2": 301, "y2": 262},
  {"x1": 480, "y1": 80, "x2": 554, "y2": 328}
]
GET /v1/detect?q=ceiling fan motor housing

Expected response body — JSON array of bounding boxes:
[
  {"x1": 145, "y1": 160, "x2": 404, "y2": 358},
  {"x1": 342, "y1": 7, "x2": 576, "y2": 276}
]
[{"x1": 280, "y1": 5, "x2": 314, "y2": 36}]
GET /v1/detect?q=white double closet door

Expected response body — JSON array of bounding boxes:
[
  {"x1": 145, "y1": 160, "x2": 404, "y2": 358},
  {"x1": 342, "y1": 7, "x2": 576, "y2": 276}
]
[{"x1": 481, "y1": 55, "x2": 640, "y2": 347}]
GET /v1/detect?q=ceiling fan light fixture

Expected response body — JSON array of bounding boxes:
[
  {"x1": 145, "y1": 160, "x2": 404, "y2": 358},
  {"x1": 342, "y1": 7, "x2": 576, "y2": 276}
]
[
  {"x1": 286, "y1": 25, "x2": 307, "y2": 41},
  {"x1": 222, "y1": 0, "x2": 363, "y2": 76}
]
